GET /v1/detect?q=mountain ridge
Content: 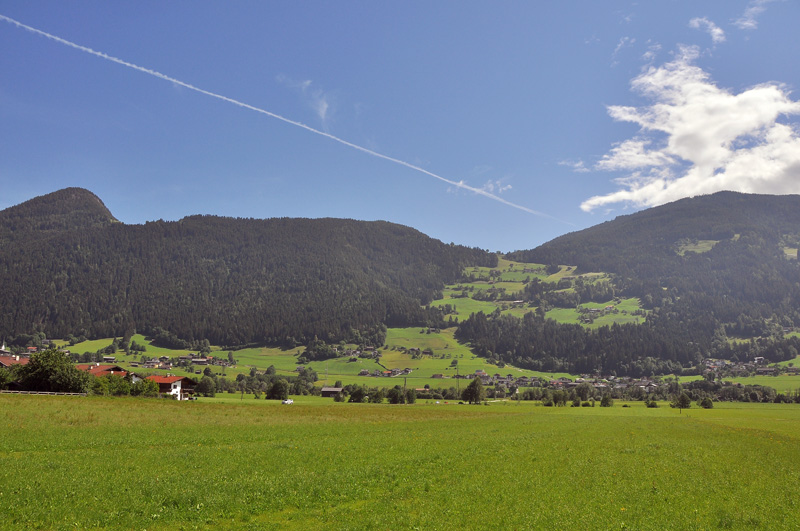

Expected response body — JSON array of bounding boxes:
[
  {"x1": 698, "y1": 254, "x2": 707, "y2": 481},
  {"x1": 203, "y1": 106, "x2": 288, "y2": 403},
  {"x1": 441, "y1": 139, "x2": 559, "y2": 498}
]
[{"x1": 0, "y1": 187, "x2": 495, "y2": 346}]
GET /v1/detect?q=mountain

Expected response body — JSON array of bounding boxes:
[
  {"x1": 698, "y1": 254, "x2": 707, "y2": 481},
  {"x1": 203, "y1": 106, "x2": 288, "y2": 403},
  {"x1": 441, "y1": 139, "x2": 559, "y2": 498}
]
[
  {"x1": 454, "y1": 192, "x2": 800, "y2": 376},
  {"x1": 507, "y1": 191, "x2": 800, "y2": 318},
  {"x1": 0, "y1": 187, "x2": 116, "y2": 244},
  {"x1": 508, "y1": 191, "x2": 800, "y2": 277},
  {"x1": 0, "y1": 188, "x2": 495, "y2": 347}
]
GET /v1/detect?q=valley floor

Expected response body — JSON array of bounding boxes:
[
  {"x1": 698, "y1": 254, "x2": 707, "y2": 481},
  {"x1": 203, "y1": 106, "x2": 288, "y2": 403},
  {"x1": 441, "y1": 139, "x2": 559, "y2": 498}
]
[{"x1": 1, "y1": 395, "x2": 799, "y2": 530}]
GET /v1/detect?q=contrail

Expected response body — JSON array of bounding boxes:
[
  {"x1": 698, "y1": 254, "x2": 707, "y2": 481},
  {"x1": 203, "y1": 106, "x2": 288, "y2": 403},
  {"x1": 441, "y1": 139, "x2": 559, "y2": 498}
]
[{"x1": 1, "y1": 14, "x2": 566, "y2": 222}]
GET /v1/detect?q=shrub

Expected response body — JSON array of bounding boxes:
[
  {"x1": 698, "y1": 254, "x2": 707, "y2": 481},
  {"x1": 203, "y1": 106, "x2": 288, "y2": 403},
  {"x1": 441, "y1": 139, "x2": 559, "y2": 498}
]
[
  {"x1": 699, "y1": 397, "x2": 714, "y2": 409},
  {"x1": 600, "y1": 394, "x2": 614, "y2": 407}
]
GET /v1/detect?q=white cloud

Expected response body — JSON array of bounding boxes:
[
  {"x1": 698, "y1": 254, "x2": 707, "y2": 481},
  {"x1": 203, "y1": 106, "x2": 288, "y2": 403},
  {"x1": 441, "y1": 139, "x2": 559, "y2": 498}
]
[
  {"x1": 559, "y1": 159, "x2": 590, "y2": 173},
  {"x1": 276, "y1": 74, "x2": 331, "y2": 125},
  {"x1": 581, "y1": 45, "x2": 800, "y2": 212},
  {"x1": 614, "y1": 36, "x2": 636, "y2": 56},
  {"x1": 734, "y1": 0, "x2": 779, "y2": 30},
  {"x1": 689, "y1": 17, "x2": 726, "y2": 45},
  {"x1": 481, "y1": 179, "x2": 512, "y2": 194},
  {"x1": 642, "y1": 42, "x2": 662, "y2": 64}
]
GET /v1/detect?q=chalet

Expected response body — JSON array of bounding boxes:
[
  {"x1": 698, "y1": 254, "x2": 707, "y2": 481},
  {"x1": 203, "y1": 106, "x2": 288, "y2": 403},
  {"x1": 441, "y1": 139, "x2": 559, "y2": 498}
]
[
  {"x1": 0, "y1": 355, "x2": 30, "y2": 368},
  {"x1": 146, "y1": 375, "x2": 196, "y2": 400},
  {"x1": 382, "y1": 370, "x2": 393, "y2": 377},
  {"x1": 192, "y1": 358, "x2": 209, "y2": 366},
  {"x1": 76, "y1": 363, "x2": 128, "y2": 378},
  {"x1": 102, "y1": 356, "x2": 116, "y2": 363},
  {"x1": 320, "y1": 387, "x2": 343, "y2": 397},
  {"x1": 358, "y1": 369, "x2": 370, "y2": 376}
]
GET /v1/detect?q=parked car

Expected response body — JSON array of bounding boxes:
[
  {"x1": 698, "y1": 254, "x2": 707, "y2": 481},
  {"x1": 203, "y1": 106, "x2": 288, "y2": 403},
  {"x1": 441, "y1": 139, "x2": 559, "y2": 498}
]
[{"x1": 282, "y1": 399, "x2": 294, "y2": 404}]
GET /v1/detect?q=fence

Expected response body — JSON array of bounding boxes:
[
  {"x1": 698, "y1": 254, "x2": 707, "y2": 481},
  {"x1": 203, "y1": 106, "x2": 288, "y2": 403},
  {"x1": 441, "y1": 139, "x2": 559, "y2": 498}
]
[{"x1": 0, "y1": 390, "x2": 87, "y2": 397}]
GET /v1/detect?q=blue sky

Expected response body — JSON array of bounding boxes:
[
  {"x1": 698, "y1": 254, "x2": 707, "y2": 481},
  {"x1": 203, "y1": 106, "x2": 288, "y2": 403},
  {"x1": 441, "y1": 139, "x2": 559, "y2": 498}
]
[{"x1": 2, "y1": 1, "x2": 799, "y2": 251}]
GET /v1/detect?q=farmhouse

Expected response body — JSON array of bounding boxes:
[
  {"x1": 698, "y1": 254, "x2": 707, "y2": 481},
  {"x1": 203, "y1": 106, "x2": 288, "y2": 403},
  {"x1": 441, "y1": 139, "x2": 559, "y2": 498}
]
[
  {"x1": 146, "y1": 375, "x2": 196, "y2": 400},
  {"x1": 0, "y1": 355, "x2": 30, "y2": 368},
  {"x1": 76, "y1": 363, "x2": 128, "y2": 378},
  {"x1": 321, "y1": 387, "x2": 343, "y2": 397}
]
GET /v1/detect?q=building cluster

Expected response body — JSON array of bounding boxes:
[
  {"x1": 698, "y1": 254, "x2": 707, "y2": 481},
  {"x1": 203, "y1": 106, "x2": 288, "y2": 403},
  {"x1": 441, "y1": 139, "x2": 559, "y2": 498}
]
[
  {"x1": 701, "y1": 357, "x2": 798, "y2": 377},
  {"x1": 357, "y1": 367, "x2": 413, "y2": 377}
]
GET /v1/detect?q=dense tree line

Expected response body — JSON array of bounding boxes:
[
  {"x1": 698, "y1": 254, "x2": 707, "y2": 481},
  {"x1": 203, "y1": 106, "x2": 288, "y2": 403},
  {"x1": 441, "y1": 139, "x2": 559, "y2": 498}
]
[
  {"x1": 455, "y1": 310, "x2": 800, "y2": 377},
  {"x1": 0, "y1": 188, "x2": 495, "y2": 347}
]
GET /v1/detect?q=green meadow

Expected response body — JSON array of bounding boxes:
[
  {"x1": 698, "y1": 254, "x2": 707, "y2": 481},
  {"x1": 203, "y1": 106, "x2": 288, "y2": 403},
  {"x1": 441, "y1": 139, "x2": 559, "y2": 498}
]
[
  {"x1": 676, "y1": 239, "x2": 720, "y2": 255},
  {"x1": 58, "y1": 329, "x2": 575, "y2": 389},
  {"x1": 1, "y1": 395, "x2": 799, "y2": 530},
  {"x1": 546, "y1": 297, "x2": 647, "y2": 328},
  {"x1": 722, "y1": 374, "x2": 800, "y2": 393},
  {"x1": 434, "y1": 259, "x2": 649, "y2": 330}
]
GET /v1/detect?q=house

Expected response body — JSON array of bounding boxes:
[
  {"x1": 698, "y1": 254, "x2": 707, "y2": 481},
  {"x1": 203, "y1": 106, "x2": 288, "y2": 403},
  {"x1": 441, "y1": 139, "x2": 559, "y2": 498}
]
[
  {"x1": 321, "y1": 387, "x2": 343, "y2": 397},
  {"x1": 0, "y1": 355, "x2": 30, "y2": 368},
  {"x1": 358, "y1": 369, "x2": 370, "y2": 376},
  {"x1": 146, "y1": 375, "x2": 196, "y2": 400},
  {"x1": 102, "y1": 356, "x2": 116, "y2": 363},
  {"x1": 76, "y1": 363, "x2": 128, "y2": 378}
]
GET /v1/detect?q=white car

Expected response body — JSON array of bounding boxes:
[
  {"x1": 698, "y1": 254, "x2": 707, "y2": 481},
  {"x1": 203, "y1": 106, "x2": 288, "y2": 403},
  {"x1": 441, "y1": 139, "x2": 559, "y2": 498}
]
[{"x1": 282, "y1": 399, "x2": 294, "y2": 404}]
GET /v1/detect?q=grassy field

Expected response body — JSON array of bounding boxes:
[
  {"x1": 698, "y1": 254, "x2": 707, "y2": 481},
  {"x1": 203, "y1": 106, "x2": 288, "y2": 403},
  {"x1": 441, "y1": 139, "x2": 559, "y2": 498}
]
[
  {"x1": 1, "y1": 395, "x2": 798, "y2": 530},
  {"x1": 434, "y1": 259, "x2": 649, "y2": 330},
  {"x1": 723, "y1": 374, "x2": 800, "y2": 393},
  {"x1": 545, "y1": 297, "x2": 646, "y2": 328},
  {"x1": 676, "y1": 239, "x2": 719, "y2": 255}
]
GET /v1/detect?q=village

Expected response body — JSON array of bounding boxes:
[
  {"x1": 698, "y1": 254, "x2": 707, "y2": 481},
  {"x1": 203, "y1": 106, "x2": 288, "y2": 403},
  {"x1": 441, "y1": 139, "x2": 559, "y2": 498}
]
[{"x1": 2, "y1": 340, "x2": 797, "y2": 402}]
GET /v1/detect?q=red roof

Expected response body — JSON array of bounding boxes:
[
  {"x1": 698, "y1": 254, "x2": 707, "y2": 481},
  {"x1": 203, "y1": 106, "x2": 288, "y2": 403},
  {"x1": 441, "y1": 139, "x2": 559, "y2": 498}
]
[
  {"x1": 146, "y1": 375, "x2": 191, "y2": 384},
  {"x1": 75, "y1": 364, "x2": 128, "y2": 377},
  {"x1": 0, "y1": 356, "x2": 30, "y2": 367}
]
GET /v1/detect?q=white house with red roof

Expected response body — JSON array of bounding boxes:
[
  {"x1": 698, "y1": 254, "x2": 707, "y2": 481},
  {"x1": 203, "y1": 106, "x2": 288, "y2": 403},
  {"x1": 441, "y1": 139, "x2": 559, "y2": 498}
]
[{"x1": 146, "y1": 375, "x2": 196, "y2": 400}]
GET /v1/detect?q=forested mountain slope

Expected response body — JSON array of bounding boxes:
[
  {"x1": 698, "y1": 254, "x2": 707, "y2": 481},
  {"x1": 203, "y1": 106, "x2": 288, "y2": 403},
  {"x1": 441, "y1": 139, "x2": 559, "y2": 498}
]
[
  {"x1": 455, "y1": 192, "x2": 800, "y2": 375},
  {"x1": 0, "y1": 188, "x2": 495, "y2": 346}
]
